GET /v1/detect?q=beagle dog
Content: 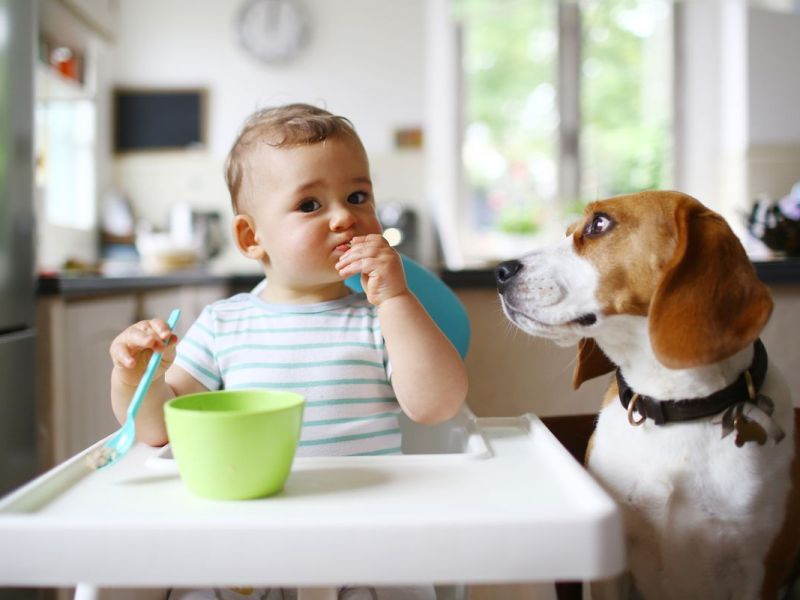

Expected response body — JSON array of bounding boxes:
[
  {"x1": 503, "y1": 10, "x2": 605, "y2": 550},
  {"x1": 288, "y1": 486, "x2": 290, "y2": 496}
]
[{"x1": 495, "y1": 191, "x2": 799, "y2": 599}]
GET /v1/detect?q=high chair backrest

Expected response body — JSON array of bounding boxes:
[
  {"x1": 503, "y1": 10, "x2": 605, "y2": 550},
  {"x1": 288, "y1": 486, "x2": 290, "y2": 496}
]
[{"x1": 344, "y1": 254, "x2": 470, "y2": 358}]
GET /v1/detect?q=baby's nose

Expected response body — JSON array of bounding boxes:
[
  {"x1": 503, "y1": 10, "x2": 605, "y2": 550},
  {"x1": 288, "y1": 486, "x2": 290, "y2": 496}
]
[{"x1": 330, "y1": 206, "x2": 356, "y2": 230}]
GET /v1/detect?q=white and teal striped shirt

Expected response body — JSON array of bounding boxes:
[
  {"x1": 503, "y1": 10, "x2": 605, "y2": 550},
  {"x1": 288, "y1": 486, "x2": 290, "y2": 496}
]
[{"x1": 174, "y1": 292, "x2": 402, "y2": 457}]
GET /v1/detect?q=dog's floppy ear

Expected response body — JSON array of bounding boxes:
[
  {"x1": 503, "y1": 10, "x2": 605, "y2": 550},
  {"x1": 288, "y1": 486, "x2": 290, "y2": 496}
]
[
  {"x1": 573, "y1": 338, "x2": 616, "y2": 389},
  {"x1": 649, "y1": 199, "x2": 773, "y2": 368}
]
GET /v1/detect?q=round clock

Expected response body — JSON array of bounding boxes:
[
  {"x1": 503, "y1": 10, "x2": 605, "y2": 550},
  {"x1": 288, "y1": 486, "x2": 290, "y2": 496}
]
[{"x1": 237, "y1": 0, "x2": 310, "y2": 65}]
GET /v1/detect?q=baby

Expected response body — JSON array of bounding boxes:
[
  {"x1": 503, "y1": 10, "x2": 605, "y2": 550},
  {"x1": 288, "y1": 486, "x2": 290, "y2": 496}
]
[{"x1": 109, "y1": 103, "x2": 468, "y2": 599}]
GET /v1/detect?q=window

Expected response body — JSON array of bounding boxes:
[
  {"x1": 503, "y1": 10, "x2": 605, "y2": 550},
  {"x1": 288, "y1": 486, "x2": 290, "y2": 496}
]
[
  {"x1": 458, "y1": 0, "x2": 558, "y2": 238},
  {"x1": 580, "y1": 1, "x2": 672, "y2": 201},
  {"x1": 35, "y1": 99, "x2": 96, "y2": 230},
  {"x1": 441, "y1": 0, "x2": 673, "y2": 267}
]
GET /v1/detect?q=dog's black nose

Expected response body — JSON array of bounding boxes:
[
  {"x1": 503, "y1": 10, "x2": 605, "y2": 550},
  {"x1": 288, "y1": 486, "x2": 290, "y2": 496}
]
[{"x1": 495, "y1": 260, "x2": 523, "y2": 290}]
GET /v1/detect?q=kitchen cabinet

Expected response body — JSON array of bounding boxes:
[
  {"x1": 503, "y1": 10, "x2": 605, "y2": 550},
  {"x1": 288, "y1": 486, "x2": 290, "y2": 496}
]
[
  {"x1": 35, "y1": 63, "x2": 93, "y2": 102},
  {"x1": 37, "y1": 283, "x2": 227, "y2": 468},
  {"x1": 57, "y1": 0, "x2": 119, "y2": 41},
  {"x1": 139, "y1": 285, "x2": 227, "y2": 338}
]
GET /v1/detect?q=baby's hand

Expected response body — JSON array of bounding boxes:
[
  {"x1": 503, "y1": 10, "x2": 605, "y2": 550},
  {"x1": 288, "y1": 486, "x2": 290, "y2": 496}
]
[
  {"x1": 109, "y1": 319, "x2": 178, "y2": 387},
  {"x1": 336, "y1": 234, "x2": 408, "y2": 306}
]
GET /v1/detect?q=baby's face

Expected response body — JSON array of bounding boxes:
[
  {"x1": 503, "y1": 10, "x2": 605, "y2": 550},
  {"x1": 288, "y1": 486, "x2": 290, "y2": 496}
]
[{"x1": 242, "y1": 135, "x2": 382, "y2": 296}]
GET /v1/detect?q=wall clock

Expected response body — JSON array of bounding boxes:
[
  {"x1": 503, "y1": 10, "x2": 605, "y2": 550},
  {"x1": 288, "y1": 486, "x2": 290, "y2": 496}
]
[{"x1": 237, "y1": 0, "x2": 310, "y2": 65}]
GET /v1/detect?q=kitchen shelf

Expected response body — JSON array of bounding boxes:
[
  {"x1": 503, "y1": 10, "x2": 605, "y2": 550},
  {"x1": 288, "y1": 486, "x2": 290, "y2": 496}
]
[{"x1": 35, "y1": 63, "x2": 94, "y2": 102}]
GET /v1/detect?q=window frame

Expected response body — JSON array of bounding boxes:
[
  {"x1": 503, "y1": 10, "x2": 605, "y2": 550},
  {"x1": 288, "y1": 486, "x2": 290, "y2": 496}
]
[{"x1": 425, "y1": 0, "x2": 678, "y2": 269}]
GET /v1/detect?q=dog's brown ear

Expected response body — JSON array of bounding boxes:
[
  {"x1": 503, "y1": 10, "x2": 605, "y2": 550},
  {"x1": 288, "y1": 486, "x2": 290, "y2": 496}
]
[
  {"x1": 649, "y1": 198, "x2": 773, "y2": 368},
  {"x1": 573, "y1": 338, "x2": 616, "y2": 389}
]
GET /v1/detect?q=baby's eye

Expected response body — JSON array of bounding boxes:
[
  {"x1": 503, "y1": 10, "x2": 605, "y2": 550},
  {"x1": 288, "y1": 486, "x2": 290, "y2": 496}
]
[
  {"x1": 347, "y1": 191, "x2": 369, "y2": 205},
  {"x1": 298, "y1": 199, "x2": 321, "y2": 213}
]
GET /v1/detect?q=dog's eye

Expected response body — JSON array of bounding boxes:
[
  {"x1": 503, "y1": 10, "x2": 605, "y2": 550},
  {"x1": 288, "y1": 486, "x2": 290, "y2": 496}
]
[{"x1": 584, "y1": 213, "x2": 614, "y2": 237}]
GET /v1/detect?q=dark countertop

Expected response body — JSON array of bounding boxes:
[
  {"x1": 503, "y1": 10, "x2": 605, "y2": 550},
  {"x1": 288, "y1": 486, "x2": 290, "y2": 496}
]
[
  {"x1": 750, "y1": 258, "x2": 800, "y2": 285},
  {"x1": 37, "y1": 258, "x2": 800, "y2": 298},
  {"x1": 37, "y1": 269, "x2": 263, "y2": 299}
]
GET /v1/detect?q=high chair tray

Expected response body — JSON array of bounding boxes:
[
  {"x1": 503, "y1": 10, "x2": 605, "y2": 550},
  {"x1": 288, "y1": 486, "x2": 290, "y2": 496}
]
[{"x1": 0, "y1": 414, "x2": 624, "y2": 589}]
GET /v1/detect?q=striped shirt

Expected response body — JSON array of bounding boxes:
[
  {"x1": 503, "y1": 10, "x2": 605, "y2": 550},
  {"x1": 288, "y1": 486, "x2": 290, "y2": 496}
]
[{"x1": 174, "y1": 292, "x2": 402, "y2": 457}]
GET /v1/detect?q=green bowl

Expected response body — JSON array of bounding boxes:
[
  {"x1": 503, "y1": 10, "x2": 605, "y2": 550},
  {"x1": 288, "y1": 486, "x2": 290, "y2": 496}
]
[{"x1": 164, "y1": 389, "x2": 305, "y2": 500}]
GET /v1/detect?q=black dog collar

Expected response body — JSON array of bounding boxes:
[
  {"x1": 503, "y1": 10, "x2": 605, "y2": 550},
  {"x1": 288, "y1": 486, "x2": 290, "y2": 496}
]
[{"x1": 617, "y1": 339, "x2": 768, "y2": 425}]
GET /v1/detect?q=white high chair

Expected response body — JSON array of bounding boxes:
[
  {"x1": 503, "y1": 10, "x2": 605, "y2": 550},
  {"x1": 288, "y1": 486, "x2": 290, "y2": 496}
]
[
  {"x1": 0, "y1": 258, "x2": 625, "y2": 600},
  {"x1": 88, "y1": 256, "x2": 473, "y2": 600},
  {"x1": 244, "y1": 255, "x2": 472, "y2": 600}
]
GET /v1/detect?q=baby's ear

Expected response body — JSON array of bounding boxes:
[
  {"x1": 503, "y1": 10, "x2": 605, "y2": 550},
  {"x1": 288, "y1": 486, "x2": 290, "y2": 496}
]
[{"x1": 232, "y1": 215, "x2": 267, "y2": 261}]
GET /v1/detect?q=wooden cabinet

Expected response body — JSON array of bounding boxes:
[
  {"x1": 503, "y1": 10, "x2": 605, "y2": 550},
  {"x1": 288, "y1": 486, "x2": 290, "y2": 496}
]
[
  {"x1": 139, "y1": 285, "x2": 226, "y2": 340},
  {"x1": 52, "y1": 295, "x2": 136, "y2": 466},
  {"x1": 37, "y1": 283, "x2": 227, "y2": 467}
]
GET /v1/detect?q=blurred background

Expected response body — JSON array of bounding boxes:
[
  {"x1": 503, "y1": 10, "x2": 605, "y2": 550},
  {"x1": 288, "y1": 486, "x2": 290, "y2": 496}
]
[
  {"x1": 31, "y1": 0, "x2": 800, "y2": 273},
  {"x1": 8, "y1": 0, "x2": 800, "y2": 482},
  {"x1": 3, "y1": 2, "x2": 800, "y2": 596}
]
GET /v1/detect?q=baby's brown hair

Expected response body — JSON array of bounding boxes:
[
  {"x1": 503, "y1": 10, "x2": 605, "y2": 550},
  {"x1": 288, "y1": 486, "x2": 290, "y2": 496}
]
[{"x1": 224, "y1": 103, "x2": 362, "y2": 213}]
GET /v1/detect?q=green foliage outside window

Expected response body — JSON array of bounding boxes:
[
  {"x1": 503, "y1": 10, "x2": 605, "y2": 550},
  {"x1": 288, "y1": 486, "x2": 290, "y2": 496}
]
[
  {"x1": 582, "y1": 0, "x2": 672, "y2": 198},
  {"x1": 456, "y1": 0, "x2": 671, "y2": 236},
  {"x1": 456, "y1": 0, "x2": 556, "y2": 234}
]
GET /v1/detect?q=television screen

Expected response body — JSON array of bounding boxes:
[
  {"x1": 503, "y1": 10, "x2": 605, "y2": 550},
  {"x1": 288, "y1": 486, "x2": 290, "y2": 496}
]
[{"x1": 113, "y1": 89, "x2": 206, "y2": 152}]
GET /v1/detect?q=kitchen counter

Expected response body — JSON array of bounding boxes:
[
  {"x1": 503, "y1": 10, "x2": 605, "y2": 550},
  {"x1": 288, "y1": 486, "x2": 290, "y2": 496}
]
[
  {"x1": 36, "y1": 269, "x2": 263, "y2": 298},
  {"x1": 36, "y1": 257, "x2": 800, "y2": 298},
  {"x1": 751, "y1": 258, "x2": 800, "y2": 284}
]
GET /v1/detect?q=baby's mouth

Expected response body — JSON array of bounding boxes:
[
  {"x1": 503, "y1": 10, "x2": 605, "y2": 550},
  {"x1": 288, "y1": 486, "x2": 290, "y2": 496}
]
[{"x1": 334, "y1": 240, "x2": 353, "y2": 253}]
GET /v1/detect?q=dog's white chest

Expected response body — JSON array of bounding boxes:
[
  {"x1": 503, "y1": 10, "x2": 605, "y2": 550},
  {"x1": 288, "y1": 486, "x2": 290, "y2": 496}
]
[
  {"x1": 588, "y1": 395, "x2": 793, "y2": 599},
  {"x1": 592, "y1": 404, "x2": 758, "y2": 515}
]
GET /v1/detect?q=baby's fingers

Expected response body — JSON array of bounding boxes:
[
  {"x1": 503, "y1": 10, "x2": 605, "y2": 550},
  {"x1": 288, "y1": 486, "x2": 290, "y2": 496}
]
[
  {"x1": 349, "y1": 234, "x2": 388, "y2": 248},
  {"x1": 110, "y1": 342, "x2": 138, "y2": 369},
  {"x1": 110, "y1": 320, "x2": 177, "y2": 369},
  {"x1": 131, "y1": 320, "x2": 174, "y2": 351},
  {"x1": 336, "y1": 247, "x2": 379, "y2": 277},
  {"x1": 145, "y1": 318, "x2": 180, "y2": 344}
]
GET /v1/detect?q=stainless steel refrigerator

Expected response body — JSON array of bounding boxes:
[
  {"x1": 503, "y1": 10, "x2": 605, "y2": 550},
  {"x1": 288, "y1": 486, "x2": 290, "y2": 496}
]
[{"x1": 0, "y1": 0, "x2": 37, "y2": 497}]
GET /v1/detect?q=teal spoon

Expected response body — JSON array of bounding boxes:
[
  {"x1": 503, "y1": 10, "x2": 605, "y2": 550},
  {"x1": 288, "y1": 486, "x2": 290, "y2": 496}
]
[{"x1": 89, "y1": 308, "x2": 181, "y2": 469}]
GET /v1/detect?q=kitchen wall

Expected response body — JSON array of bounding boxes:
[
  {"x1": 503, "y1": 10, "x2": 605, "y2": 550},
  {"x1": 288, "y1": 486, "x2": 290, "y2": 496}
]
[
  {"x1": 747, "y1": 8, "x2": 800, "y2": 206},
  {"x1": 106, "y1": 0, "x2": 431, "y2": 271},
  {"x1": 684, "y1": 4, "x2": 800, "y2": 228},
  {"x1": 39, "y1": 1, "x2": 800, "y2": 270}
]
